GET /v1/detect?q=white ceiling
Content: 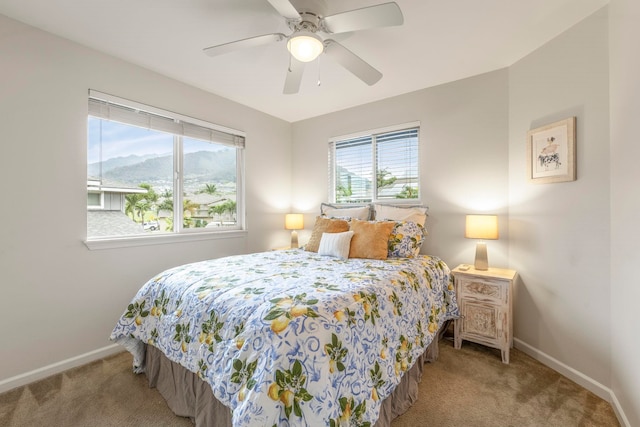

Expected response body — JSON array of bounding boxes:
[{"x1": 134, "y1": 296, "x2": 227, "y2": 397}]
[{"x1": 0, "y1": 0, "x2": 608, "y2": 122}]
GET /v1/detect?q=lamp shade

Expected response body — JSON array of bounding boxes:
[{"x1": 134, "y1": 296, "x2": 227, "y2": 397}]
[
  {"x1": 285, "y1": 213, "x2": 304, "y2": 230},
  {"x1": 465, "y1": 215, "x2": 498, "y2": 240},
  {"x1": 287, "y1": 32, "x2": 324, "y2": 62}
]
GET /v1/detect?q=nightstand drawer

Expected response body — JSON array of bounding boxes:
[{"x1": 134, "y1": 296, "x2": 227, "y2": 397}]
[{"x1": 457, "y1": 277, "x2": 506, "y2": 304}]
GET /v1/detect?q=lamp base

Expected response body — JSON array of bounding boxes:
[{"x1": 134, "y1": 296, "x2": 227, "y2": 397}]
[
  {"x1": 474, "y1": 242, "x2": 489, "y2": 270},
  {"x1": 290, "y1": 230, "x2": 299, "y2": 249}
]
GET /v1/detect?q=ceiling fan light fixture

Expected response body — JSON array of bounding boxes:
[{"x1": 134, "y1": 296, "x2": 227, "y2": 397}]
[{"x1": 287, "y1": 31, "x2": 324, "y2": 62}]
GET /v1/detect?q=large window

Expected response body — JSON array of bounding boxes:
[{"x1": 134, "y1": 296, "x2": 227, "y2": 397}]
[
  {"x1": 329, "y1": 124, "x2": 420, "y2": 203},
  {"x1": 87, "y1": 91, "x2": 245, "y2": 241}
]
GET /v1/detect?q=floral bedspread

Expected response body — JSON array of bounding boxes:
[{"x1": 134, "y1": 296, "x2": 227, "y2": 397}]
[{"x1": 110, "y1": 250, "x2": 459, "y2": 427}]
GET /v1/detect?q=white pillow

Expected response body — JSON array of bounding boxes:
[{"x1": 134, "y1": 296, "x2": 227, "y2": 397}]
[
  {"x1": 373, "y1": 204, "x2": 428, "y2": 226},
  {"x1": 321, "y1": 203, "x2": 370, "y2": 220},
  {"x1": 317, "y1": 231, "x2": 355, "y2": 260}
]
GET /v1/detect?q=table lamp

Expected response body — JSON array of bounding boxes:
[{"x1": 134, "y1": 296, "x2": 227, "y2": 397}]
[
  {"x1": 285, "y1": 214, "x2": 304, "y2": 249},
  {"x1": 465, "y1": 214, "x2": 498, "y2": 270}
]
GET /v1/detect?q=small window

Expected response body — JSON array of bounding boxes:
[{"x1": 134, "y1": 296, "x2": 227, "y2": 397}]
[
  {"x1": 87, "y1": 91, "x2": 245, "y2": 240},
  {"x1": 87, "y1": 189, "x2": 103, "y2": 209},
  {"x1": 329, "y1": 124, "x2": 420, "y2": 203}
]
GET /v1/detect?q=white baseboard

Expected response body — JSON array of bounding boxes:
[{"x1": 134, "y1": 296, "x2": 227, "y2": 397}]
[
  {"x1": 0, "y1": 344, "x2": 123, "y2": 394},
  {"x1": 514, "y1": 338, "x2": 630, "y2": 427},
  {"x1": 609, "y1": 390, "x2": 632, "y2": 427}
]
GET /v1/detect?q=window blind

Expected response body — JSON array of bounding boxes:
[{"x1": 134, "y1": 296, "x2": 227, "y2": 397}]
[
  {"x1": 329, "y1": 126, "x2": 419, "y2": 203},
  {"x1": 375, "y1": 128, "x2": 419, "y2": 199},
  {"x1": 333, "y1": 135, "x2": 374, "y2": 202},
  {"x1": 88, "y1": 91, "x2": 245, "y2": 148}
]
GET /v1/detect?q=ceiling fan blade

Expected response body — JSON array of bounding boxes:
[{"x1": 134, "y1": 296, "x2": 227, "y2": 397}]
[
  {"x1": 203, "y1": 33, "x2": 286, "y2": 57},
  {"x1": 322, "y1": 2, "x2": 403, "y2": 34},
  {"x1": 323, "y1": 39, "x2": 382, "y2": 86},
  {"x1": 266, "y1": 0, "x2": 301, "y2": 20},
  {"x1": 283, "y1": 58, "x2": 305, "y2": 94}
]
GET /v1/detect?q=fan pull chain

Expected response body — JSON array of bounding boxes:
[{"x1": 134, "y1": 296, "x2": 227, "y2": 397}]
[
  {"x1": 317, "y1": 55, "x2": 322, "y2": 86},
  {"x1": 288, "y1": 53, "x2": 292, "y2": 73}
]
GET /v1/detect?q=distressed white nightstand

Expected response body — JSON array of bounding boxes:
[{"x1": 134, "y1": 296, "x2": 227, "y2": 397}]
[{"x1": 452, "y1": 265, "x2": 518, "y2": 364}]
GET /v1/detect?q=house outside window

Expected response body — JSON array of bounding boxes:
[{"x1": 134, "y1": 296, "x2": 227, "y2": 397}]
[
  {"x1": 87, "y1": 185, "x2": 103, "y2": 209},
  {"x1": 87, "y1": 90, "x2": 245, "y2": 241},
  {"x1": 329, "y1": 123, "x2": 420, "y2": 204}
]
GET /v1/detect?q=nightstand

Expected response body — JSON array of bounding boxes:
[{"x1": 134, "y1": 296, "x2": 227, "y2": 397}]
[{"x1": 452, "y1": 265, "x2": 518, "y2": 364}]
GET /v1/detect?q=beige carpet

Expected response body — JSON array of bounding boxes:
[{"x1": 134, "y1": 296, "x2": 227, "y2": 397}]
[{"x1": 0, "y1": 337, "x2": 619, "y2": 427}]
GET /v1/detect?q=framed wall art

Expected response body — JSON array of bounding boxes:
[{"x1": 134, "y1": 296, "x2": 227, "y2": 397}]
[{"x1": 526, "y1": 117, "x2": 576, "y2": 184}]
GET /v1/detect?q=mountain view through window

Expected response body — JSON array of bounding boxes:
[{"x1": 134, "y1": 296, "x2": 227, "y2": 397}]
[{"x1": 87, "y1": 93, "x2": 244, "y2": 240}]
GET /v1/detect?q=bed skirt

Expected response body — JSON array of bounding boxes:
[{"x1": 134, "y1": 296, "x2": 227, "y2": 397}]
[{"x1": 144, "y1": 322, "x2": 447, "y2": 427}]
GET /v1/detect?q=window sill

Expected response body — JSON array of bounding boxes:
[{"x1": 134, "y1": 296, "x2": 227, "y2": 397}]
[{"x1": 84, "y1": 229, "x2": 247, "y2": 250}]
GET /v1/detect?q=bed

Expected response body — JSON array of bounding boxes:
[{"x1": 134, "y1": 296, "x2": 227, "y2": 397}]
[{"x1": 111, "y1": 215, "x2": 459, "y2": 427}]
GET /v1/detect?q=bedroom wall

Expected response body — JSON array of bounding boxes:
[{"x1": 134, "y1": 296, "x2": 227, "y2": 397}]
[
  {"x1": 609, "y1": 0, "x2": 640, "y2": 424},
  {"x1": 0, "y1": 14, "x2": 292, "y2": 388},
  {"x1": 507, "y1": 7, "x2": 611, "y2": 396},
  {"x1": 291, "y1": 69, "x2": 510, "y2": 276}
]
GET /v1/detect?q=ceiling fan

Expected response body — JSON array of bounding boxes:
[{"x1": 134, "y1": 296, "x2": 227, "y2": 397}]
[{"x1": 203, "y1": 0, "x2": 404, "y2": 94}]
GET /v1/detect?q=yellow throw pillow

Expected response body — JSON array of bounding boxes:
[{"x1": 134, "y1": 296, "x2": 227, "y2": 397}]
[
  {"x1": 304, "y1": 216, "x2": 350, "y2": 253},
  {"x1": 348, "y1": 219, "x2": 395, "y2": 260}
]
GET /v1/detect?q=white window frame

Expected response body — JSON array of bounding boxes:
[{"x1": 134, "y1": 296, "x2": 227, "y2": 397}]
[
  {"x1": 328, "y1": 121, "x2": 421, "y2": 204},
  {"x1": 85, "y1": 90, "x2": 246, "y2": 250}
]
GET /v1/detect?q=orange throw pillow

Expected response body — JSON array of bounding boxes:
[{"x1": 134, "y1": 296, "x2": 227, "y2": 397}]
[
  {"x1": 304, "y1": 216, "x2": 350, "y2": 252},
  {"x1": 348, "y1": 219, "x2": 395, "y2": 260}
]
